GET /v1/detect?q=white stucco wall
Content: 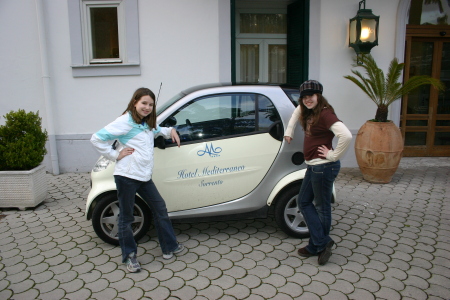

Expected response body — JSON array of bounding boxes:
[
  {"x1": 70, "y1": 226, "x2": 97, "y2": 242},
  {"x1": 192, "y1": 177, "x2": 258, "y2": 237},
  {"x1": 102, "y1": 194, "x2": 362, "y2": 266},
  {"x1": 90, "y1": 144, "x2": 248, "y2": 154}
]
[
  {"x1": 309, "y1": 0, "x2": 404, "y2": 167},
  {"x1": 1, "y1": 0, "x2": 408, "y2": 172},
  {"x1": 0, "y1": 0, "x2": 47, "y2": 123},
  {"x1": 314, "y1": 0, "x2": 402, "y2": 130},
  {"x1": 1, "y1": 0, "x2": 226, "y2": 172}
]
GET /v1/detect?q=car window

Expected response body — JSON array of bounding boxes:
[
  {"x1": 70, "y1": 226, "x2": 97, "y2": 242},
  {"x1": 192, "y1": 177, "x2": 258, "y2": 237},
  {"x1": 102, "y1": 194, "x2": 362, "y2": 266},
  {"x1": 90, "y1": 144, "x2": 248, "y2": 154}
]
[
  {"x1": 282, "y1": 88, "x2": 300, "y2": 107},
  {"x1": 161, "y1": 93, "x2": 281, "y2": 145}
]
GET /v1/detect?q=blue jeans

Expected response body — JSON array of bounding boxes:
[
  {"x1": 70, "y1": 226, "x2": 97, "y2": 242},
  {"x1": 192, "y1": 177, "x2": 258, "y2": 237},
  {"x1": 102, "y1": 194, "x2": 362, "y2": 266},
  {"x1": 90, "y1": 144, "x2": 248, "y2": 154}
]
[
  {"x1": 114, "y1": 175, "x2": 178, "y2": 263},
  {"x1": 297, "y1": 161, "x2": 340, "y2": 254}
]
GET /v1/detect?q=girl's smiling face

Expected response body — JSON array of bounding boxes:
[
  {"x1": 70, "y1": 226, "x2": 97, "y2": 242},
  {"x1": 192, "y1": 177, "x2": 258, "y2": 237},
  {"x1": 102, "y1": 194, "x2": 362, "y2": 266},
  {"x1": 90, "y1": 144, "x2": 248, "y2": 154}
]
[
  {"x1": 134, "y1": 95, "x2": 154, "y2": 118},
  {"x1": 302, "y1": 94, "x2": 318, "y2": 109}
]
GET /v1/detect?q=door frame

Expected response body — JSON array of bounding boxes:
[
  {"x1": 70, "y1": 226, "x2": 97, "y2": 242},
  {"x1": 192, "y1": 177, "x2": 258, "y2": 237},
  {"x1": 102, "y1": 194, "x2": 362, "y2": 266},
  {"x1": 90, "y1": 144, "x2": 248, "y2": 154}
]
[{"x1": 402, "y1": 25, "x2": 450, "y2": 156}]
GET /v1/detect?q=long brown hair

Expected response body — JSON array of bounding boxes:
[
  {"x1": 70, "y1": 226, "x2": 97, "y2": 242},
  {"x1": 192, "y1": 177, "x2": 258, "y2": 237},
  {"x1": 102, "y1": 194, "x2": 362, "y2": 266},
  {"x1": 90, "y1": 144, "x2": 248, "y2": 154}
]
[
  {"x1": 123, "y1": 88, "x2": 157, "y2": 129},
  {"x1": 298, "y1": 94, "x2": 334, "y2": 130}
]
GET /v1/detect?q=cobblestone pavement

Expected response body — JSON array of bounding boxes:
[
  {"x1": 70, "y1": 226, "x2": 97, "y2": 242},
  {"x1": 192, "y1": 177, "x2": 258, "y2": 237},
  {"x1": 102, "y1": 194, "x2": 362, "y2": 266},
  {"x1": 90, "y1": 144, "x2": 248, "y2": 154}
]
[{"x1": 1, "y1": 158, "x2": 449, "y2": 300}]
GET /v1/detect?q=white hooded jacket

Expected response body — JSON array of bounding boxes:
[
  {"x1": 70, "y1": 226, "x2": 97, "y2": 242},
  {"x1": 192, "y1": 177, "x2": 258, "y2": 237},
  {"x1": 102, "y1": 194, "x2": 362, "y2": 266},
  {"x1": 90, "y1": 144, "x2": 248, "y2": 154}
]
[{"x1": 91, "y1": 112, "x2": 173, "y2": 181}]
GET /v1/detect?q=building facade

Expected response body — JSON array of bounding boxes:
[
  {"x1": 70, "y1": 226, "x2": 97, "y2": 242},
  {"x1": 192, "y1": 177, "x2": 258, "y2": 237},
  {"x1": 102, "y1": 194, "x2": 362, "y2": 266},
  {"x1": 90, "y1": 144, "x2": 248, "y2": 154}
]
[{"x1": 1, "y1": 0, "x2": 448, "y2": 174}]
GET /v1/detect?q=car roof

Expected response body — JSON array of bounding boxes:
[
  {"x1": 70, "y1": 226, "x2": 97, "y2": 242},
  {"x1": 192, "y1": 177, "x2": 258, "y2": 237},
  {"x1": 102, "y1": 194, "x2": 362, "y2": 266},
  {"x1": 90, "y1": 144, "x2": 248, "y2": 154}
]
[{"x1": 180, "y1": 82, "x2": 299, "y2": 96}]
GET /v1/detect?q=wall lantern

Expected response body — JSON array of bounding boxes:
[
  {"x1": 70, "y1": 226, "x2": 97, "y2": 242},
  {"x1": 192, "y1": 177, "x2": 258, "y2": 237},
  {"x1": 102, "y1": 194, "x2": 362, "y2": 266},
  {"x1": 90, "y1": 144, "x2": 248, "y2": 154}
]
[{"x1": 349, "y1": 0, "x2": 379, "y2": 64}]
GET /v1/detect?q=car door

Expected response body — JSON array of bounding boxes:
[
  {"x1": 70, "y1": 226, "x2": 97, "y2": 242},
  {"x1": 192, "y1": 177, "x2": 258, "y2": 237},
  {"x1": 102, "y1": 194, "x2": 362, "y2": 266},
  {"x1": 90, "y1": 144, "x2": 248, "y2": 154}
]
[{"x1": 153, "y1": 92, "x2": 283, "y2": 212}]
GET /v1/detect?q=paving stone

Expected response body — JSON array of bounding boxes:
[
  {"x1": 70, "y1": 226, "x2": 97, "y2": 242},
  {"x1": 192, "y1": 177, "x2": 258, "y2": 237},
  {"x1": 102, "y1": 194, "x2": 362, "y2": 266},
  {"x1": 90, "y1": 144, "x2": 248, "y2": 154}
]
[
  {"x1": 186, "y1": 275, "x2": 210, "y2": 290},
  {"x1": 117, "y1": 287, "x2": 145, "y2": 300},
  {"x1": 354, "y1": 277, "x2": 380, "y2": 293},
  {"x1": 65, "y1": 288, "x2": 92, "y2": 300},
  {"x1": 375, "y1": 286, "x2": 402, "y2": 300},
  {"x1": 34, "y1": 278, "x2": 59, "y2": 293},
  {"x1": 170, "y1": 285, "x2": 198, "y2": 300},
  {"x1": 224, "y1": 284, "x2": 250, "y2": 299},
  {"x1": 1, "y1": 164, "x2": 449, "y2": 299},
  {"x1": 175, "y1": 267, "x2": 198, "y2": 281},
  {"x1": 303, "y1": 280, "x2": 329, "y2": 296},
  {"x1": 348, "y1": 288, "x2": 376, "y2": 300}
]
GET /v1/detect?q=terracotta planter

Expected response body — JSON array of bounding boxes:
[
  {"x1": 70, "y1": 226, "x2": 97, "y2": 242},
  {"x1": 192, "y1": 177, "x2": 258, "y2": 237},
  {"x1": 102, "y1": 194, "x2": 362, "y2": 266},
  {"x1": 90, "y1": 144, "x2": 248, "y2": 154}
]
[
  {"x1": 0, "y1": 164, "x2": 48, "y2": 209},
  {"x1": 354, "y1": 121, "x2": 404, "y2": 183}
]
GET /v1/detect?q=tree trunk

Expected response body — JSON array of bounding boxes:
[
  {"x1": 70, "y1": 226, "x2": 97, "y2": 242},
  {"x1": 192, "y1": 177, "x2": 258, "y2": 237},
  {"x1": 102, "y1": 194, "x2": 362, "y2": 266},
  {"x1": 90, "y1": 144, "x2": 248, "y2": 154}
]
[{"x1": 375, "y1": 105, "x2": 389, "y2": 122}]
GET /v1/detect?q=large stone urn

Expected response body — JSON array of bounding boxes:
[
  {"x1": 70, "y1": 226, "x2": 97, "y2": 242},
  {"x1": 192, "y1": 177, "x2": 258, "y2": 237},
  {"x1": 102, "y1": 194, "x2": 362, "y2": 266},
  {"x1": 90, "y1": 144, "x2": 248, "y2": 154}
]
[{"x1": 354, "y1": 121, "x2": 404, "y2": 183}]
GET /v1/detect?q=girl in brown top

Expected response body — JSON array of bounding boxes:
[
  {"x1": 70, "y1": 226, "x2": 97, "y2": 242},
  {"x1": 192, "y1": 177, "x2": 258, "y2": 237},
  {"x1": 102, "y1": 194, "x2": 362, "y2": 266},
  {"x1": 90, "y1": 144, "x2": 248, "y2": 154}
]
[{"x1": 284, "y1": 80, "x2": 352, "y2": 265}]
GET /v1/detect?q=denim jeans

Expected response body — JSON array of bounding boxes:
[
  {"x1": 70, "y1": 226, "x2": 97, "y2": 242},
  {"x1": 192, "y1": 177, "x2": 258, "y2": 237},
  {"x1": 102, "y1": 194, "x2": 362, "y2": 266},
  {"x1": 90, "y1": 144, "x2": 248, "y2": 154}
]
[
  {"x1": 114, "y1": 175, "x2": 179, "y2": 263},
  {"x1": 297, "y1": 160, "x2": 340, "y2": 254}
]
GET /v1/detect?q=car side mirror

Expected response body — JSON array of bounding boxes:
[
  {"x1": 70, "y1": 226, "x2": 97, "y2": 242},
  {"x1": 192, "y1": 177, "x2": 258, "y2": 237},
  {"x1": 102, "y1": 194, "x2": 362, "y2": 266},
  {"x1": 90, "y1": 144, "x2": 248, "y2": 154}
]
[
  {"x1": 268, "y1": 121, "x2": 283, "y2": 141},
  {"x1": 165, "y1": 116, "x2": 177, "y2": 127}
]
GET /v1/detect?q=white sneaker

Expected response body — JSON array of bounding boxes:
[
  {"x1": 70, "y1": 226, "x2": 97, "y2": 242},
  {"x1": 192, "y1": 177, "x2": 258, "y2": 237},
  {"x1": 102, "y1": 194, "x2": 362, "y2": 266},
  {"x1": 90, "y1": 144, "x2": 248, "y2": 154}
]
[
  {"x1": 125, "y1": 252, "x2": 141, "y2": 273},
  {"x1": 163, "y1": 243, "x2": 185, "y2": 260}
]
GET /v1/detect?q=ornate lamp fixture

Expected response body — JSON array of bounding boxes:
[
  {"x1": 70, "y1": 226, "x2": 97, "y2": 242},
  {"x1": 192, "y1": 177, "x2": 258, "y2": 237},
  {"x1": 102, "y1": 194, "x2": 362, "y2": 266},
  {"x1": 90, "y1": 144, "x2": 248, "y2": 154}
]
[{"x1": 349, "y1": 0, "x2": 379, "y2": 64}]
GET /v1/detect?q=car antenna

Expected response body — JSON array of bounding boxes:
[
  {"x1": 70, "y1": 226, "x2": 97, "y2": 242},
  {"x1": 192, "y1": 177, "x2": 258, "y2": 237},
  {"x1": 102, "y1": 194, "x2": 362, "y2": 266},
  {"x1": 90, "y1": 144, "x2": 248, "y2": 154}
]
[{"x1": 156, "y1": 82, "x2": 162, "y2": 106}]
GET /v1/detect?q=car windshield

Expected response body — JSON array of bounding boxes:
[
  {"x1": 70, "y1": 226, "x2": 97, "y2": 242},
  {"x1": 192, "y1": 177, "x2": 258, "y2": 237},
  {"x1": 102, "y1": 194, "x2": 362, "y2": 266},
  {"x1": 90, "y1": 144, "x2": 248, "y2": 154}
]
[{"x1": 157, "y1": 92, "x2": 186, "y2": 116}]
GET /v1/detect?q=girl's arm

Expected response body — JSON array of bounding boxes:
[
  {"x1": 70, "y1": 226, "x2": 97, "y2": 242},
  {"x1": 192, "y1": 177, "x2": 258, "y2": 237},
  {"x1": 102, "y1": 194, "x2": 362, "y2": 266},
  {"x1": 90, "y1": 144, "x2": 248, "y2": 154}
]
[
  {"x1": 90, "y1": 116, "x2": 129, "y2": 161},
  {"x1": 154, "y1": 126, "x2": 181, "y2": 147},
  {"x1": 320, "y1": 121, "x2": 352, "y2": 161},
  {"x1": 284, "y1": 105, "x2": 301, "y2": 143}
]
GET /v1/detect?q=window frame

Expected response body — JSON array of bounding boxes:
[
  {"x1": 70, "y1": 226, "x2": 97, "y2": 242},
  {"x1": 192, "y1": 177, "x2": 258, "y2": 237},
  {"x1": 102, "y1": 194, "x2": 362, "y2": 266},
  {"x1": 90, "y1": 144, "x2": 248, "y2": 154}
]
[
  {"x1": 82, "y1": 1, "x2": 124, "y2": 64},
  {"x1": 67, "y1": 0, "x2": 140, "y2": 77}
]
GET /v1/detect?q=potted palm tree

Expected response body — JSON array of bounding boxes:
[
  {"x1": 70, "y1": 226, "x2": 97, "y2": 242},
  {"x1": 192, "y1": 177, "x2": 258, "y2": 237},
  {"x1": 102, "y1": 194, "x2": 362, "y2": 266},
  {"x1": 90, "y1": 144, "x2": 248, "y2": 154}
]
[
  {"x1": 344, "y1": 55, "x2": 444, "y2": 183},
  {"x1": 0, "y1": 109, "x2": 48, "y2": 208}
]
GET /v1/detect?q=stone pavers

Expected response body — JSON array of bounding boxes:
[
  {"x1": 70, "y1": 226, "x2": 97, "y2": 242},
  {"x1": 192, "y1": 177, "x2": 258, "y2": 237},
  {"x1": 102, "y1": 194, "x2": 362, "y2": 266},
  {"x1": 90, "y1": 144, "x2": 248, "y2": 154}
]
[{"x1": 0, "y1": 158, "x2": 449, "y2": 299}]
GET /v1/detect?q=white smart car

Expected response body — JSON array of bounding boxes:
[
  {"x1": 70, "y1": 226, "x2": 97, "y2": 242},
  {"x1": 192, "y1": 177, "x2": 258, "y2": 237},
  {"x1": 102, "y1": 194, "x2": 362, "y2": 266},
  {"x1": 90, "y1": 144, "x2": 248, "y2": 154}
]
[{"x1": 86, "y1": 83, "x2": 335, "y2": 245}]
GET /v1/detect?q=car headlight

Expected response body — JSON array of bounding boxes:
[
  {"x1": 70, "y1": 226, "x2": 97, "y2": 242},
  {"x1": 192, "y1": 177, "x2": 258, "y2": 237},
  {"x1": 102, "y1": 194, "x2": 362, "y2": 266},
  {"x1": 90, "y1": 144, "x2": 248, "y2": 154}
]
[{"x1": 92, "y1": 157, "x2": 112, "y2": 172}]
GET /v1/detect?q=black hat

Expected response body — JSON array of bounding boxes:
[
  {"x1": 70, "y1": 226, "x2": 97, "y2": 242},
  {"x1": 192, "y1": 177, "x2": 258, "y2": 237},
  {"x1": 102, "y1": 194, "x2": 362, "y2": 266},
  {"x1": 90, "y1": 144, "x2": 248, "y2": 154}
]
[{"x1": 300, "y1": 80, "x2": 323, "y2": 98}]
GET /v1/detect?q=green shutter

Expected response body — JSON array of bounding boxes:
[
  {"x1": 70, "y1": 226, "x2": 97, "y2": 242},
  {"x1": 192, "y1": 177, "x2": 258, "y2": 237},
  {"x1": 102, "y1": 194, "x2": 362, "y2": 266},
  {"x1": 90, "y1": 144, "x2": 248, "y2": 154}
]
[{"x1": 287, "y1": 0, "x2": 309, "y2": 86}]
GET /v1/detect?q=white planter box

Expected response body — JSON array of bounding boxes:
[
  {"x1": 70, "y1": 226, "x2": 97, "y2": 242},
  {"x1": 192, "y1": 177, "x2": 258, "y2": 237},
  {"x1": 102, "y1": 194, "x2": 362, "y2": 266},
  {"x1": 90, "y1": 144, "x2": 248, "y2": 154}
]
[{"x1": 0, "y1": 164, "x2": 48, "y2": 209}]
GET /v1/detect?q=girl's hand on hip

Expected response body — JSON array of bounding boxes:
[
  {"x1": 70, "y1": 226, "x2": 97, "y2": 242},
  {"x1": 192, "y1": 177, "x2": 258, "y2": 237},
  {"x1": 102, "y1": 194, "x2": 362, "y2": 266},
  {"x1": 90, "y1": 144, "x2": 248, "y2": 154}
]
[
  {"x1": 117, "y1": 147, "x2": 134, "y2": 160},
  {"x1": 171, "y1": 128, "x2": 181, "y2": 147},
  {"x1": 318, "y1": 145, "x2": 330, "y2": 158}
]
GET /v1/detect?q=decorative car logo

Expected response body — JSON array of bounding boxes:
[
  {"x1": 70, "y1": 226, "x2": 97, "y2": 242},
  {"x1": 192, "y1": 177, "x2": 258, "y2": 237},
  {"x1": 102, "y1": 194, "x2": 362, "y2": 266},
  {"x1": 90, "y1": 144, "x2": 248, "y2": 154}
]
[{"x1": 197, "y1": 143, "x2": 222, "y2": 158}]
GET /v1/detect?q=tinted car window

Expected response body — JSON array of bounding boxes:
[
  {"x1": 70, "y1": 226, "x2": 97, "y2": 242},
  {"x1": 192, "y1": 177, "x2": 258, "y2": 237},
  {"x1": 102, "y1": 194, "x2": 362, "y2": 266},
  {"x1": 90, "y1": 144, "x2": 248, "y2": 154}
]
[
  {"x1": 282, "y1": 88, "x2": 300, "y2": 107},
  {"x1": 161, "y1": 93, "x2": 280, "y2": 145}
]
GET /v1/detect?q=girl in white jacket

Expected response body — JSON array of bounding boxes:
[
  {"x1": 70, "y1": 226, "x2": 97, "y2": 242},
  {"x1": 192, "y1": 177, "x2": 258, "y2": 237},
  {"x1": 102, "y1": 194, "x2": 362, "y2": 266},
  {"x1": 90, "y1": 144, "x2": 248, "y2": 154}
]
[{"x1": 91, "y1": 87, "x2": 183, "y2": 273}]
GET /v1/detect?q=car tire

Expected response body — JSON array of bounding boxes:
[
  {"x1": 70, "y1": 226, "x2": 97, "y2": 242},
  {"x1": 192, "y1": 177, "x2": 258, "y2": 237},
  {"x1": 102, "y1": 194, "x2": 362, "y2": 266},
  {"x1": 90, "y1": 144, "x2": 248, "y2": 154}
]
[
  {"x1": 92, "y1": 194, "x2": 152, "y2": 245},
  {"x1": 274, "y1": 184, "x2": 310, "y2": 239}
]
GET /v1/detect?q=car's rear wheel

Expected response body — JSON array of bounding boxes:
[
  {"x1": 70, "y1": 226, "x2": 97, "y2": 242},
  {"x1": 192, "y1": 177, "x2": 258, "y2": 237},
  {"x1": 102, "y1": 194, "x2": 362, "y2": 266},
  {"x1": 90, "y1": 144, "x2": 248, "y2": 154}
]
[
  {"x1": 92, "y1": 194, "x2": 152, "y2": 245},
  {"x1": 274, "y1": 184, "x2": 310, "y2": 238}
]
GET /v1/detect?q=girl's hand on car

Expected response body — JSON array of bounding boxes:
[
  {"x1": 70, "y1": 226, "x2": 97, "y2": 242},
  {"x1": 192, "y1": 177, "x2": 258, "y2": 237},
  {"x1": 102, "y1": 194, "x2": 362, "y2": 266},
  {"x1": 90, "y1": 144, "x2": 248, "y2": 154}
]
[
  {"x1": 171, "y1": 128, "x2": 181, "y2": 147},
  {"x1": 284, "y1": 136, "x2": 292, "y2": 144},
  {"x1": 117, "y1": 147, "x2": 134, "y2": 160}
]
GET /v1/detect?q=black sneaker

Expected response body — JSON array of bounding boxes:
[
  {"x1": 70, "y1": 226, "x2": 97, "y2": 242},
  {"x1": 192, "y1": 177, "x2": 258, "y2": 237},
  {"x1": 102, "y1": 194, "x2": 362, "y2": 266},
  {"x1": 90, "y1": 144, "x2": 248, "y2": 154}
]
[{"x1": 318, "y1": 240, "x2": 335, "y2": 265}]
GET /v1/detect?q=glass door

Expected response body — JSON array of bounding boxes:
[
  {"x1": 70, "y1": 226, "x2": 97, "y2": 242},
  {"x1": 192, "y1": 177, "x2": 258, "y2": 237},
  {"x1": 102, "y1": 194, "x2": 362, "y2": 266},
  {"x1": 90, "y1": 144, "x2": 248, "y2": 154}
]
[{"x1": 402, "y1": 36, "x2": 450, "y2": 156}]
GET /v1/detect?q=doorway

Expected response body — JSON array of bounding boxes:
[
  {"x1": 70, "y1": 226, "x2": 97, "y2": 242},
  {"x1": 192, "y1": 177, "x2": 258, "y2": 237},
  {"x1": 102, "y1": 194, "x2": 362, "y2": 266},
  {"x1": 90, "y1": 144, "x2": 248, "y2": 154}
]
[
  {"x1": 401, "y1": 25, "x2": 450, "y2": 156},
  {"x1": 232, "y1": 0, "x2": 309, "y2": 85}
]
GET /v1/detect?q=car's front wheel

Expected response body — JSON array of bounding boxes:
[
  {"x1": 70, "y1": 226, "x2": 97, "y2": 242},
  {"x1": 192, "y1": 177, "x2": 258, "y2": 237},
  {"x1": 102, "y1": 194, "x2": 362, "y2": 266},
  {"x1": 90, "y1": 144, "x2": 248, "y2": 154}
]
[
  {"x1": 274, "y1": 184, "x2": 310, "y2": 238},
  {"x1": 91, "y1": 194, "x2": 152, "y2": 245}
]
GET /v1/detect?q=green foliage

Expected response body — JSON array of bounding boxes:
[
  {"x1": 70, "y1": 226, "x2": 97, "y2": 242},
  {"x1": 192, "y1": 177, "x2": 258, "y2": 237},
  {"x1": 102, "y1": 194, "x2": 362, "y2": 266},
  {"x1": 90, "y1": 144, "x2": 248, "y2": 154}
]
[
  {"x1": 344, "y1": 54, "x2": 445, "y2": 122},
  {"x1": 0, "y1": 109, "x2": 48, "y2": 171}
]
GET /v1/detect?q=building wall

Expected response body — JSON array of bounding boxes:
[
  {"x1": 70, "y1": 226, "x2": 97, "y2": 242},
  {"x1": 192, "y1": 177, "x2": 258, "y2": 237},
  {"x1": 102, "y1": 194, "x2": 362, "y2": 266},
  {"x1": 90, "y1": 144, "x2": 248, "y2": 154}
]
[
  {"x1": 310, "y1": 0, "x2": 404, "y2": 167},
  {"x1": 0, "y1": 0, "x2": 406, "y2": 173}
]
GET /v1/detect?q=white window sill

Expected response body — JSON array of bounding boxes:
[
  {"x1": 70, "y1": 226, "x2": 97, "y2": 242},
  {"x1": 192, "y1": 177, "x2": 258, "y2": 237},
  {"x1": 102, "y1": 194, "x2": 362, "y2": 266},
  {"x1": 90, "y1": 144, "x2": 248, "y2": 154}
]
[{"x1": 71, "y1": 63, "x2": 141, "y2": 77}]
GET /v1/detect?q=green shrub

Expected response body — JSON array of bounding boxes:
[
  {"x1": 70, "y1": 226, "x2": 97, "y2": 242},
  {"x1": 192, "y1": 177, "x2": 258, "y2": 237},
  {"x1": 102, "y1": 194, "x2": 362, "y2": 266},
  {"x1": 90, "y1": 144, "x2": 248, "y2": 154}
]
[{"x1": 0, "y1": 109, "x2": 48, "y2": 171}]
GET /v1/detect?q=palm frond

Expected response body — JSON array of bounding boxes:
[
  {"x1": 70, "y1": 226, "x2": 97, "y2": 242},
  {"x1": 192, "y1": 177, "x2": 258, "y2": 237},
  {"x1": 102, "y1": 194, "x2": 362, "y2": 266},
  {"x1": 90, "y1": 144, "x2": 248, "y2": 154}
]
[
  {"x1": 344, "y1": 69, "x2": 378, "y2": 104},
  {"x1": 343, "y1": 54, "x2": 445, "y2": 121},
  {"x1": 392, "y1": 75, "x2": 445, "y2": 102}
]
